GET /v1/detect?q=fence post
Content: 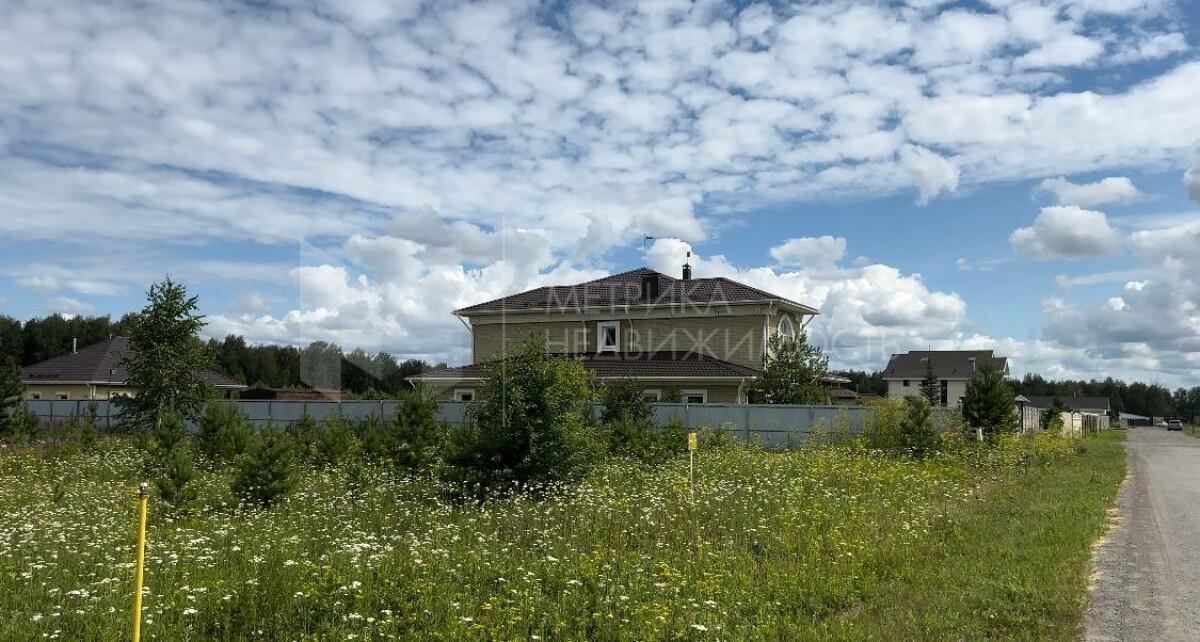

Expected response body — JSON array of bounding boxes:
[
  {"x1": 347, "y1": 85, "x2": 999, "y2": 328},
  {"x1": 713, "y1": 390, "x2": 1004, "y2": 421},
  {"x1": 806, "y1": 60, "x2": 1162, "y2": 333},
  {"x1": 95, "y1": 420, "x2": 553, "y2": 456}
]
[{"x1": 743, "y1": 404, "x2": 751, "y2": 443}]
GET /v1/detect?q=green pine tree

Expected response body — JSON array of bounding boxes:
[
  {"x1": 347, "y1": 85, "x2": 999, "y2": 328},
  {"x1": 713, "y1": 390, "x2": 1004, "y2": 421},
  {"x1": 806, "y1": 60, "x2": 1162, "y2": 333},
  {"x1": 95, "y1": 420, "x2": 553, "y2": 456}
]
[
  {"x1": 116, "y1": 277, "x2": 214, "y2": 430},
  {"x1": 1041, "y1": 393, "x2": 1069, "y2": 434},
  {"x1": 196, "y1": 402, "x2": 253, "y2": 464},
  {"x1": 920, "y1": 355, "x2": 941, "y2": 406},
  {"x1": 961, "y1": 361, "x2": 1018, "y2": 437},
  {"x1": 391, "y1": 390, "x2": 443, "y2": 470},
  {"x1": 147, "y1": 409, "x2": 198, "y2": 509},
  {"x1": 0, "y1": 359, "x2": 25, "y2": 440},
  {"x1": 232, "y1": 431, "x2": 298, "y2": 507},
  {"x1": 899, "y1": 396, "x2": 940, "y2": 458}
]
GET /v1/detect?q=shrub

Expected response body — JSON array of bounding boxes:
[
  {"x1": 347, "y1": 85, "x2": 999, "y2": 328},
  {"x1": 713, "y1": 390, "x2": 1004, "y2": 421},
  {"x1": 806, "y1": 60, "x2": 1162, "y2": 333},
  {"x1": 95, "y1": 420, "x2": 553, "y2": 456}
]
[
  {"x1": 864, "y1": 398, "x2": 906, "y2": 451},
  {"x1": 196, "y1": 403, "x2": 253, "y2": 464},
  {"x1": 286, "y1": 414, "x2": 321, "y2": 453},
  {"x1": 0, "y1": 407, "x2": 38, "y2": 444},
  {"x1": 898, "y1": 397, "x2": 940, "y2": 459},
  {"x1": 599, "y1": 379, "x2": 653, "y2": 426},
  {"x1": 961, "y1": 362, "x2": 1018, "y2": 438},
  {"x1": 443, "y1": 340, "x2": 603, "y2": 493},
  {"x1": 155, "y1": 442, "x2": 199, "y2": 508},
  {"x1": 391, "y1": 391, "x2": 443, "y2": 470},
  {"x1": 147, "y1": 409, "x2": 198, "y2": 509},
  {"x1": 232, "y1": 431, "x2": 298, "y2": 507},
  {"x1": 312, "y1": 416, "x2": 358, "y2": 466},
  {"x1": 62, "y1": 403, "x2": 100, "y2": 447}
]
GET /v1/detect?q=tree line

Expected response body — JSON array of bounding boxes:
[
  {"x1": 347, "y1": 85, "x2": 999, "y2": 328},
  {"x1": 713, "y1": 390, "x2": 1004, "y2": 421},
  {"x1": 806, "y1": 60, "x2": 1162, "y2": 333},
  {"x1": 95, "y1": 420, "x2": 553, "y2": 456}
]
[{"x1": 0, "y1": 313, "x2": 443, "y2": 398}]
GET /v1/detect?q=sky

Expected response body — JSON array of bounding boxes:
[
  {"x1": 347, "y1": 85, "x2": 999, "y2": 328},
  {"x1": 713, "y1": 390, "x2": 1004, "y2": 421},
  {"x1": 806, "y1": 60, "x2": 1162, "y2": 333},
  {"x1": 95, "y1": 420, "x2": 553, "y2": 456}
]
[{"x1": 1, "y1": 0, "x2": 1199, "y2": 386}]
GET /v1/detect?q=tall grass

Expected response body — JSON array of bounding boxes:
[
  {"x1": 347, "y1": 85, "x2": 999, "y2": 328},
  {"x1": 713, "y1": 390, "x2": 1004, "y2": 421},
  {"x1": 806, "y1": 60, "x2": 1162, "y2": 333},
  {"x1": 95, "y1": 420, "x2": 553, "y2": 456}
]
[{"x1": 0, "y1": 432, "x2": 1121, "y2": 640}]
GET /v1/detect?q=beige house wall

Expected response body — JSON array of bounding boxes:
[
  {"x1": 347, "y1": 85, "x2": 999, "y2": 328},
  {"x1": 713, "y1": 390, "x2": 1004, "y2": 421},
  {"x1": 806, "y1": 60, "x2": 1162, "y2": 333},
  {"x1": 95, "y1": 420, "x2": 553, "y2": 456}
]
[
  {"x1": 886, "y1": 378, "x2": 969, "y2": 406},
  {"x1": 425, "y1": 380, "x2": 745, "y2": 404},
  {"x1": 471, "y1": 314, "x2": 769, "y2": 370},
  {"x1": 24, "y1": 383, "x2": 130, "y2": 401}
]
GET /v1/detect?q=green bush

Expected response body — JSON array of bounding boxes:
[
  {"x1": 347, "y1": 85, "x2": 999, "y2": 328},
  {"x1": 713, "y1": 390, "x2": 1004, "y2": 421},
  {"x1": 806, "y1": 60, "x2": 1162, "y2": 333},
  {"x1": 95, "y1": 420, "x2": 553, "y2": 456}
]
[
  {"x1": 196, "y1": 403, "x2": 253, "y2": 464},
  {"x1": 312, "y1": 416, "x2": 358, "y2": 466},
  {"x1": 146, "y1": 409, "x2": 198, "y2": 509},
  {"x1": 391, "y1": 391, "x2": 444, "y2": 470},
  {"x1": 286, "y1": 413, "x2": 320, "y2": 453},
  {"x1": 898, "y1": 397, "x2": 940, "y2": 459},
  {"x1": 155, "y1": 442, "x2": 199, "y2": 508},
  {"x1": 599, "y1": 379, "x2": 653, "y2": 425},
  {"x1": 232, "y1": 431, "x2": 298, "y2": 507},
  {"x1": 443, "y1": 340, "x2": 603, "y2": 494},
  {"x1": 62, "y1": 403, "x2": 100, "y2": 447}
]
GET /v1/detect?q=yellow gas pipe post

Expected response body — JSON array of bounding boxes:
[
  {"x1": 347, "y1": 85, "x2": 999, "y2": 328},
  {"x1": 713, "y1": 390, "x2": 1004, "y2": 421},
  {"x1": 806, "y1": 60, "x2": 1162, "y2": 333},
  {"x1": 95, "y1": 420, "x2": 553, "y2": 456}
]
[{"x1": 132, "y1": 481, "x2": 148, "y2": 642}]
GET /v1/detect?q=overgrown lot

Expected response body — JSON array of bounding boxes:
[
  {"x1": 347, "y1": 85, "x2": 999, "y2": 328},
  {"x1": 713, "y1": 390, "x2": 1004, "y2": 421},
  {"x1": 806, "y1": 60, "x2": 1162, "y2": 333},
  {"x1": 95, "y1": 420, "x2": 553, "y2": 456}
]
[{"x1": 0, "y1": 430, "x2": 1123, "y2": 640}]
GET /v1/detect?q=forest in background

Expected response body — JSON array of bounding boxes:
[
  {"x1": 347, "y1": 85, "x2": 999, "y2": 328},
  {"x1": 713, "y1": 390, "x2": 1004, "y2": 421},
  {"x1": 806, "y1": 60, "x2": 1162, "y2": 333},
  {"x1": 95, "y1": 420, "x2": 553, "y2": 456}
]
[
  {"x1": 0, "y1": 314, "x2": 442, "y2": 398},
  {"x1": 3, "y1": 313, "x2": 1197, "y2": 417}
]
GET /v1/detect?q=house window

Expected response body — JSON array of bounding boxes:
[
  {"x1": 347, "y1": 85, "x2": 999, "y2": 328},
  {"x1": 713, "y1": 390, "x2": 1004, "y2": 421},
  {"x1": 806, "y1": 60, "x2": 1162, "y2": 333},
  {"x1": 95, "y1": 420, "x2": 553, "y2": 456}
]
[
  {"x1": 453, "y1": 389, "x2": 475, "y2": 402},
  {"x1": 597, "y1": 321, "x2": 620, "y2": 353},
  {"x1": 681, "y1": 389, "x2": 707, "y2": 404},
  {"x1": 778, "y1": 315, "x2": 795, "y2": 340},
  {"x1": 642, "y1": 389, "x2": 662, "y2": 402},
  {"x1": 56, "y1": 392, "x2": 69, "y2": 400},
  {"x1": 902, "y1": 380, "x2": 910, "y2": 387},
  {"x1": 29, "y1": 392, "x2": 41, "y2": 400}
]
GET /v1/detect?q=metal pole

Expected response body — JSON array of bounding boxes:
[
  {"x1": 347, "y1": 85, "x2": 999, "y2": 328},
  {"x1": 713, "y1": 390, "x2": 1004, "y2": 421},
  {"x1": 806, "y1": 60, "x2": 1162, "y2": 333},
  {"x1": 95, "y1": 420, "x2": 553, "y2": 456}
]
[{"x1": 132, "y1": 481, "x2": 149, "y2": 642}]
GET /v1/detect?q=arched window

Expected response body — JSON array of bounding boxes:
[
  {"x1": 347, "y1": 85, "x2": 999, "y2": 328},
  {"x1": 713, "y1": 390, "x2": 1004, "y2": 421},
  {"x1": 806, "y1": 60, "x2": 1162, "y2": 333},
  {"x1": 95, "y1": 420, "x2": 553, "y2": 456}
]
[{"x1": 778, "y1": 315, "x2": 795, "y2": 341}]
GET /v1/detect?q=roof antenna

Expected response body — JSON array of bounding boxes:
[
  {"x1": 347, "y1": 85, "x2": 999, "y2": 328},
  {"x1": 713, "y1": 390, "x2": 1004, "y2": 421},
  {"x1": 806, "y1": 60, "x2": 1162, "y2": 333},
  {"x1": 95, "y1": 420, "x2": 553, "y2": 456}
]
[{"x1": 682, "y1": 251, "x2": 692, "y2": 280}]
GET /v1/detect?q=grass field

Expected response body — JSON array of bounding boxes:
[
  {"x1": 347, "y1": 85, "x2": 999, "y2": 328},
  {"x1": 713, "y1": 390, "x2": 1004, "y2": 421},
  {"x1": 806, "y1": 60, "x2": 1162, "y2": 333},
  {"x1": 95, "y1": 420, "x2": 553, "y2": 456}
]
[{"x1": 0, "y1": 432, "x2": 1124, "y2": 640}]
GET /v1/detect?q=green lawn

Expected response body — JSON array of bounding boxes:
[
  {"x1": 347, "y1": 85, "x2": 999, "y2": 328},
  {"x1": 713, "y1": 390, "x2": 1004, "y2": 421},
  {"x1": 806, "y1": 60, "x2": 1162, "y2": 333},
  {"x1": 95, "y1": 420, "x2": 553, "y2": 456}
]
[{"x1": 0, "y1": 432, "x2": 1124, "y2": 640}]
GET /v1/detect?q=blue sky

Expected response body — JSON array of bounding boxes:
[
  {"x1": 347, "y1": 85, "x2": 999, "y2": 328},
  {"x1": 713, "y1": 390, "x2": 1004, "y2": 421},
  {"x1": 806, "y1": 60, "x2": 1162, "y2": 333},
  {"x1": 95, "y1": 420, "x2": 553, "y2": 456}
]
[{"x1": 1, "y1": 0, "x2": 1199, "y2": 385}]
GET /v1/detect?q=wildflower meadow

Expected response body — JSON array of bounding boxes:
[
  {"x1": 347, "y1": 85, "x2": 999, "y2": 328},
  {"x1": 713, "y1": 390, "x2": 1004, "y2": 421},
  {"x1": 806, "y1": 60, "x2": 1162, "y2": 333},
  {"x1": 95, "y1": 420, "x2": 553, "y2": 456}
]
[{"x1": 0, "y1": 426, "x2": 1123, "y2": 640}]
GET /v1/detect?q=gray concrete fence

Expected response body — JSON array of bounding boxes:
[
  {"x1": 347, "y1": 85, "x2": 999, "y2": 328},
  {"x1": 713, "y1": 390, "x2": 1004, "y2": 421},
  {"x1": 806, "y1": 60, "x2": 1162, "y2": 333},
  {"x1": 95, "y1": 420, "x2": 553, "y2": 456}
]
[{"x1": 22, "y1": 399, "x2": 964, "y2": 448}]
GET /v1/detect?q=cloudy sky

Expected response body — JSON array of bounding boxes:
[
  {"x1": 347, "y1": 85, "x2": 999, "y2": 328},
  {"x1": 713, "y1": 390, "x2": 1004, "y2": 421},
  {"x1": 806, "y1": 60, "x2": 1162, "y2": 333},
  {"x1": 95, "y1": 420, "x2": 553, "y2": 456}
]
[{"x1": 1, "y1": 0, "x2": 1199, "y2": 386}]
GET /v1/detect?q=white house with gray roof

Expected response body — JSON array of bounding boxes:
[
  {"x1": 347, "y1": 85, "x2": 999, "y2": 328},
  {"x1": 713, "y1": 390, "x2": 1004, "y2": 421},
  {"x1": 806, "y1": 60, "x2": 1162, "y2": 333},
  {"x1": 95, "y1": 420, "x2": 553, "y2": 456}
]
[{"x1": 883, "y1": 350, "x2": 1009, "y2": 407}]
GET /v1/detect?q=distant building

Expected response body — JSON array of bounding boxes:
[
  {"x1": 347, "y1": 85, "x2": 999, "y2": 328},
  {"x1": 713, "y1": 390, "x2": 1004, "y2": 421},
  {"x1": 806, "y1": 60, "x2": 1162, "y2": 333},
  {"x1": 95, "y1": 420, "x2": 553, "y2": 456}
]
[
  {"x1": 1024, "y1": 396, "x2": 1111, "y2": 416},
  {"x1": 883, "y1": 350, "x2": 1009, "y2": 407},
  {"x1": 20, "y1": 337, "x2": 246, "y2": 401}
]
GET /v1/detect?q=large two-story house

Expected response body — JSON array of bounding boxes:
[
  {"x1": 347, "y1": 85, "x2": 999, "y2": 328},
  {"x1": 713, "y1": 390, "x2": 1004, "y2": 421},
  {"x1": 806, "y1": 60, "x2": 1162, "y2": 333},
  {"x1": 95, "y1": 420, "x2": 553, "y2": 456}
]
[
  {"x1": 883, "y1": 349, "x2": 1009, "y2": 407},
  {"x1": 412, "y1": 262, "x2": 819, "y2": 404}
]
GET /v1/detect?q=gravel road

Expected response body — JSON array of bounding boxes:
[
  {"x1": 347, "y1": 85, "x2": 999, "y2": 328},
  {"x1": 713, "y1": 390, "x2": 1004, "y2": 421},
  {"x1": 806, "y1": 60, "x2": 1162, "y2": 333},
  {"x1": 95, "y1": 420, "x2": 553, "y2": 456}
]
[{"x1": 1085, "y1": 426, "x2": 1200, "y2": 641}]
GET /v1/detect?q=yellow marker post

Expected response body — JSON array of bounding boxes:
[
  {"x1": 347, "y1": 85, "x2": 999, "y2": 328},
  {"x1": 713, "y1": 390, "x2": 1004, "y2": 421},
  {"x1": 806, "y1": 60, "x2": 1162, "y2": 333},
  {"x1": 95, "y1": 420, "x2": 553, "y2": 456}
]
[
  {"x1": 132, "y1": 481, "x2": 149, "y2": 642},
  {"x1": 687, "y1": 432, "x2": 698, "y2": 500}
]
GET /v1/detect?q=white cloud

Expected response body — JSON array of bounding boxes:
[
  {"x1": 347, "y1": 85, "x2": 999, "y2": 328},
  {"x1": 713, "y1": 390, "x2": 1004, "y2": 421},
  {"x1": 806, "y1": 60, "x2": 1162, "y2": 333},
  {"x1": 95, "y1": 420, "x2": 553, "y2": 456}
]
[
  {"x1": 18, "y1": 276, "x2": 59, "y2": 294},
  {"x1": 769, "y1": 236, "x2": 847, "y2": 268},
  {"x1": 0, "y1": 0, "x2": 1196, "y2": 382},
  {"x1": 899, "y1": 145, "x2": 960, "y2": 204},
  {"x1": 1111, "y1": 32, "x2": 1189, "y2": 64},
  {"x1": 1010, "y1": 206, "x2": 1124, "y2": 260},
  {"x1": 1036, "y1": 176, "x2": 1142, "y2": 207},
  {"x1": 644, "y1": 238, "x2": 967, "y2": 369},
  {"x1": 46, "y1": 296, "x2": 92, "y2": 316}
]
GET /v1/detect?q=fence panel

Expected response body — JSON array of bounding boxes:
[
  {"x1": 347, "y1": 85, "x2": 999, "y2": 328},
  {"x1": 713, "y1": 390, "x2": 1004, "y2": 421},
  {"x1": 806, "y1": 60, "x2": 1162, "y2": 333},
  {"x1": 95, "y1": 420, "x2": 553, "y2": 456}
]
[{"x1": 18, "y1": 399, "x2": 987, "y2": 448}]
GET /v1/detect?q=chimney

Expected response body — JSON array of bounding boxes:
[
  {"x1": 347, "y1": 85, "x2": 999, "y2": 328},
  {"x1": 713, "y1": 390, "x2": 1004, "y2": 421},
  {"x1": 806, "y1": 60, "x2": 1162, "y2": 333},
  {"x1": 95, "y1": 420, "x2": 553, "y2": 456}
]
[
  {"x1": 72, "y1": 337, "x2": 78, "y2": 354},
  {"x1": 968, "y1": 356, "x2": 976, "y2": 373},
  {"x1": 682, "y1": 251, "x2": 692, "y2": 280}
]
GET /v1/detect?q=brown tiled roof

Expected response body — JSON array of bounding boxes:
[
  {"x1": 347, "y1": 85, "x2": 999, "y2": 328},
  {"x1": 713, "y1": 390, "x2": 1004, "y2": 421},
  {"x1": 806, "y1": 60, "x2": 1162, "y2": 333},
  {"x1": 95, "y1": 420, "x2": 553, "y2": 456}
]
[
  {"x1": 883, "y1": 350, "x2": 1008, "y2": 379},
  {"x1": 21, "y1": 337, "x2": 245, "y2": 388},
  {"x1": 414, "y1": 351, "x2": 760, "y2": 380},
  {"x1": 455, "y1": 267, "x2": 818, "y2": 315}
]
